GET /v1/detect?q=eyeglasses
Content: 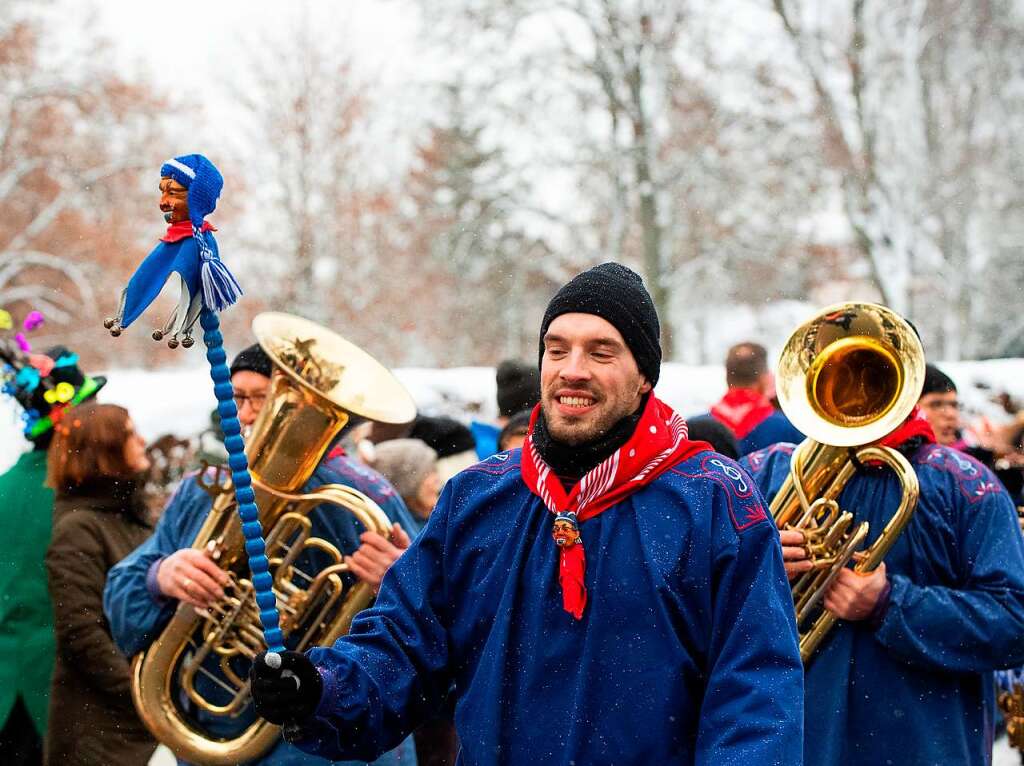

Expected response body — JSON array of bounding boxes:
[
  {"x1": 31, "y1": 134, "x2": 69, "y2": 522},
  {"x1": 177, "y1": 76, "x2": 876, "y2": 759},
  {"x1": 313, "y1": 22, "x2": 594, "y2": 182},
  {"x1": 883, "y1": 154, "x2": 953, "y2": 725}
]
[
  {"x1": 232, "y1": 392, "x2": 267, "y2": 411},
  {"x1": 921, "y1": 400, "x2": 961, "y2": 412}
]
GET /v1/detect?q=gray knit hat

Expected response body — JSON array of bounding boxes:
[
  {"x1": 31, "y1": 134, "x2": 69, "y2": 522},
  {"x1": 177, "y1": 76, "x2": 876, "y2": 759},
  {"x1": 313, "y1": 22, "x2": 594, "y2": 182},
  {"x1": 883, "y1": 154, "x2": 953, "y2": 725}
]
[{"x1": 372, "y1": 438, "x2": 438, "y2": 502}]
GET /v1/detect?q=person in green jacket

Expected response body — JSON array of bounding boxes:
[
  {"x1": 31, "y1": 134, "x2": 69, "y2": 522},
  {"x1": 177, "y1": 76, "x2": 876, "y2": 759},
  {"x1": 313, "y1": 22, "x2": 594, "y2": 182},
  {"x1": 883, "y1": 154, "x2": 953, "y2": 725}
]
[{"x1": 0, "y1": 335, "x2": 106, "y2": 766}]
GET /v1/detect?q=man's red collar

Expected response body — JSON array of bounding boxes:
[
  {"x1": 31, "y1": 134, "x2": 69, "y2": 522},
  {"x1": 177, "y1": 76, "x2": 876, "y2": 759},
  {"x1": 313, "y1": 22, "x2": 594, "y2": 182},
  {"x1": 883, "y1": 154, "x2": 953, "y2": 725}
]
[
  {"x1": 877, "y1": 405, "x2": 936, "y2": 449},
  {"x1": 710, "y1": 388, "x2": 775, "y2": 439}
]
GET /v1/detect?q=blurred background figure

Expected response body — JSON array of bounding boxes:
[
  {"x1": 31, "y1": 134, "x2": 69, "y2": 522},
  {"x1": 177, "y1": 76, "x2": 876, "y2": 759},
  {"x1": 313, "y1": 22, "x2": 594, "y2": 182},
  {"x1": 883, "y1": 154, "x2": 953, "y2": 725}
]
[
  {"x1": 497, "y1": 409, "x2": 532, "y2": 452},
  {"x1": 707, "y1": 342, "x2": 803, "y2": 456},
  {"x1": 685, "y1": 414, "x2": 740, "y2": 460},
  {"x1": 919, "y1": 364, "x2": 962, "y2": 448},
  {"x1": 921, "y1": 364, "x2": 1024, "y2": 506},
  {"x1": 411, "y1": 414, "x2": 478, "y2": 482},
  {"x1": 44, "y1": 403, "x2": 157, "y2": 766},
  {"x1": 0, "y1": 343, "x2": 106, "y2": 766},
  {"x1": 194, "y1": 407, "x2": 228, "y2": 467},
  {"x1": 140, "y1": 433, "x2": 197, "y2": 523},
  {"x1": 370, "y1": 438, "x2": 441, "y2": 535},
  {"x1": 470, "y1": 360, "x2": 540, "y2": 459}
]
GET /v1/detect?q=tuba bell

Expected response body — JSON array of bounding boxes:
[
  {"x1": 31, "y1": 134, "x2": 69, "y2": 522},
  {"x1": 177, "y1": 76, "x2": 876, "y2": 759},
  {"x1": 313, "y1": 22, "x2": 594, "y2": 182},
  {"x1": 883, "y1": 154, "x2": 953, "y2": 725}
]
[
  {"x1": 130, "y1": 312, "x2": 417, "y2": 765},
  {"x1": 772, "y1": 302, "x2": 925, "y2": 663}
]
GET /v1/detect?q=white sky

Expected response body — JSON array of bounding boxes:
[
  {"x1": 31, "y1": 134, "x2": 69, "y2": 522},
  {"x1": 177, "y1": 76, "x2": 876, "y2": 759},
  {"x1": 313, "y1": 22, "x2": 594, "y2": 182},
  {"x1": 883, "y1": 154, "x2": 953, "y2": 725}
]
[
  {"x1": 89, "y1": 0, "x2": 421, "y2": 88},
  {"x1": 76, "y1": 0, "x2": 425, "y2": 158}
]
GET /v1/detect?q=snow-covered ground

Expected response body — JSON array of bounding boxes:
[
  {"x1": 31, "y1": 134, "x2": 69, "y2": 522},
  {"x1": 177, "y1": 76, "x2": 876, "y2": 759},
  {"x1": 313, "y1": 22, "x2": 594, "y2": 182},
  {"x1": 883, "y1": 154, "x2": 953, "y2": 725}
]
[{"x1": 3, "y1": 358, "x2": 1023, "y2": 474}]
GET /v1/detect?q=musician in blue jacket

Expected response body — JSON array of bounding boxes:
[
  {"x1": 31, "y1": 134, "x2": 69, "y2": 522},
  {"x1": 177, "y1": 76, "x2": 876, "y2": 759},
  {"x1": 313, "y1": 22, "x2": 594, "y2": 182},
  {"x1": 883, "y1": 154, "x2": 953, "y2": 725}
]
[
  {"x1": 249, "y1": 263, "x2": 804, "y2": 766},
  {"x1": 104, "y1": 344, "x2": 419, "y2": 766},
  {"x1": 742, "y1": 420, "x2": 1024, "y2": 766}
]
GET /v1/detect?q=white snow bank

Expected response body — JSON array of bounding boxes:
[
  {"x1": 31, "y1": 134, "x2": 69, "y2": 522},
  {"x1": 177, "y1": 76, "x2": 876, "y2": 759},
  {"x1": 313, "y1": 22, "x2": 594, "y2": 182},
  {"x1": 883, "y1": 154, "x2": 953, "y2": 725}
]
[{"x1": 3, "y1": 358, "x2": 1022, "y2": 475}]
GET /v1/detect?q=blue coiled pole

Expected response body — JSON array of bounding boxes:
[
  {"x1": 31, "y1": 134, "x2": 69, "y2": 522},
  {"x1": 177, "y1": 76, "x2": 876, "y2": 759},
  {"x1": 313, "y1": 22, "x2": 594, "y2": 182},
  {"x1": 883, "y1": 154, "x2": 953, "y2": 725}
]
[{"x1": 200, "y1": 308, "x2": 284, "y2": 653}]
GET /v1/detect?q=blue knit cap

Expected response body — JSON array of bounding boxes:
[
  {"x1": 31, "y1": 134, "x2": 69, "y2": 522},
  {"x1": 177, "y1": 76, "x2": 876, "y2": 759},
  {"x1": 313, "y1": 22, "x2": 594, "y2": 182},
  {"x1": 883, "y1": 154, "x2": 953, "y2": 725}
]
[{"x1": 160, "y1": 154, "x2": 224, "y2": 228}]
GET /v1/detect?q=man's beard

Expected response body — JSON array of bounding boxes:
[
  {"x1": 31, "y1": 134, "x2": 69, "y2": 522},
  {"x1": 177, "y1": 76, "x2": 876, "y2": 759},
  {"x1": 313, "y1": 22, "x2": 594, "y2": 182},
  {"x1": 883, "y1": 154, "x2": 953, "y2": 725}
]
[
  {"x1": 532, "y1": 393, "x2": 649, "y2": 479},
  {"x1": 541, "y1": 393, "x2": 635, "y2": 446}
]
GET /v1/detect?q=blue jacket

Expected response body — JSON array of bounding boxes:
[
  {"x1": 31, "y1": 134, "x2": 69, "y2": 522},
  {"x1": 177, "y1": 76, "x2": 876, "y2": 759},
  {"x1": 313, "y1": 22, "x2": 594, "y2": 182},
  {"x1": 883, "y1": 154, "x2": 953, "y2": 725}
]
[
  {"x1": 469, "y1": 420, "x2": 500, "y2": 460},
  {"x1": 289, "y1": 449, "x2": 804, "y2": 766},
  {"x1": 742, "y1": 442, "x2": 1024, "y2": 766},
  {"x1": 104, "y1": 452, "x2": 419, "y2": 766},
  {"x1": 738, "y1": 412, "x2": 804, "y2": 457}
]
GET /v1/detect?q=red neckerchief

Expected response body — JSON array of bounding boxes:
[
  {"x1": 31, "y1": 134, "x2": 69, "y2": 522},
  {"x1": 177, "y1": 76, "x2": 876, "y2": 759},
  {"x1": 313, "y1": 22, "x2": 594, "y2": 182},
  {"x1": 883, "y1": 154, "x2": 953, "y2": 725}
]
[
  {"x1": 161, "y1": 220, "x2": 216, "y2": 243},
  {"x1": 327, "y1": 444, "x2": 347, "y2": 460},
  {"x1": 877, "y1": 405, "x2": 936, "y2": 449},
  {"x1": 521, "y1": 395, "x2": 709, "y2": 619},
  {"x1": 710, "y1": 388, "x2": 775, "y2": 439}
]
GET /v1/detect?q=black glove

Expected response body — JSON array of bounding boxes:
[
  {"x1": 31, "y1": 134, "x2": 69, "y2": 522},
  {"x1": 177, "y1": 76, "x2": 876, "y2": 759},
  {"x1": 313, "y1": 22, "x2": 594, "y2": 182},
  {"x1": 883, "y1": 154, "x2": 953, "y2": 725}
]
[{"x1": 250, "y1": 650, "x2": 324, "y2": 725}]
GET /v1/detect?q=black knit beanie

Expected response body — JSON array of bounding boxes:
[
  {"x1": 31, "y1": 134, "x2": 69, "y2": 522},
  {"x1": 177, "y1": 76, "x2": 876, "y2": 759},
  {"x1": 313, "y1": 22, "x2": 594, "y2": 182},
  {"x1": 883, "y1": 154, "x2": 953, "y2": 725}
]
[
  {"x1": 538, "y1": 263, "x2": 661, "y2": 386},
  {"x1": 921, "y1": 363, "x2": 956, "y2": 396},
  {"x1": 410, "y1": 415, "x2": 476, "y2": 458},
  {"x1": 230, "y1": 343, "x2": 274, "y2": 379},
  {"x1": 496, "y1": 360, "x2": 541, "y2": 418}
]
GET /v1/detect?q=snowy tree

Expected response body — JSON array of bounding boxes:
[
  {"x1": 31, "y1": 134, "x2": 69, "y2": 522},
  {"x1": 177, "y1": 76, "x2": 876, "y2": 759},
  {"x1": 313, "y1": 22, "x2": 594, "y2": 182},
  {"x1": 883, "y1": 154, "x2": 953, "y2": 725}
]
[
  {"x1": 399, "y1": 82, "x2": 555, "y2": 364},
  {"x1": 771, "y1": 0, "x2": 1024, "y2": 359},
  {"x1": 0, "y1": 1, "x2": 175, "y2": 364},
  {"x1": 417, "y1": 0, "x2": 824, "y2": 360},
  {"x1": 231, "y1": 9, "x2": 377, "y2": 326}
]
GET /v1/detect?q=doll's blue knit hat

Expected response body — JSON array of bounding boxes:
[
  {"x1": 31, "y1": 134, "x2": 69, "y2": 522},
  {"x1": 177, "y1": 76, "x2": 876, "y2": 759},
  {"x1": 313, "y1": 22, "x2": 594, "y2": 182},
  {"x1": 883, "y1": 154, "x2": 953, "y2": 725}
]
[{"x1": 161, "y1": 154, "x2": 223, "y2": 227}]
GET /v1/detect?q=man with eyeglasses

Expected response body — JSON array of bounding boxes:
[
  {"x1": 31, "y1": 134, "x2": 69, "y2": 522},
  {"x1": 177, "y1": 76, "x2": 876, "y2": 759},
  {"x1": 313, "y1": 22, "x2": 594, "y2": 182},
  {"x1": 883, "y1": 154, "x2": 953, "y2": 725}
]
[
  {"x1": 104, "y1": 343, "x2": 420, "y2": 766},
  {"x1": 918, "y1": 364, "x2": 963, "y2": 448},
  {"x1": 228, "y1": 344, "x2": 270, "y2": 433}
]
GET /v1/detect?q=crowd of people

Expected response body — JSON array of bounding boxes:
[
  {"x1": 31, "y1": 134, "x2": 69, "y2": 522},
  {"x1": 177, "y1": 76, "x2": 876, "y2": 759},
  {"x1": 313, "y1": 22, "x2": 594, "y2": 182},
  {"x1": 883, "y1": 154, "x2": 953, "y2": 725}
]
[{"x1": 1, "y1": 262, "x2": 1024, "y2": 766}]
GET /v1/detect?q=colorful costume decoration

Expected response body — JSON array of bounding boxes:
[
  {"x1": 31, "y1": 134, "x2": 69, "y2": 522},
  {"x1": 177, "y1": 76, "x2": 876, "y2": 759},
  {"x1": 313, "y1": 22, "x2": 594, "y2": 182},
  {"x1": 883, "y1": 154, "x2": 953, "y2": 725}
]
[
  {"x1": 742, "y1": 439, "x2": 1024, "y2": 766},
  {"x1": 1, "y1": 311, "x2": 106, "y2": 440},
  {"x1": 280, "y1": 446, "x2": 802, "y2": 764},
  {"x1": 103, "y1": 155, "x2": 283, "y2": 653}
]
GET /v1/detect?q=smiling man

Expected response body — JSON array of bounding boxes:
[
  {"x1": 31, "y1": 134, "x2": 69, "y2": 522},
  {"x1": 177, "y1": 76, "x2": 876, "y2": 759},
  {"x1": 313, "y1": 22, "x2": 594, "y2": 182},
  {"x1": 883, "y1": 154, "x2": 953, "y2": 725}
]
[{"x1": 250, "y1": 263, "x2": 804, "y2": 766}]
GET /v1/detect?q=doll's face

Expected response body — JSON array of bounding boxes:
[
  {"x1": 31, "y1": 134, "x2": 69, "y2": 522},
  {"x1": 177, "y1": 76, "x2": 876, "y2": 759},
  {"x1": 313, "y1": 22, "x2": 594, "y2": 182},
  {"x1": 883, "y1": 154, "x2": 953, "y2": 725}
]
[
  {"x1": 552, "y1": 519, "x2": 579, "y2": 547},
  {"x1": 159, "y1": 177, "x2": 190, "y2": 224}
]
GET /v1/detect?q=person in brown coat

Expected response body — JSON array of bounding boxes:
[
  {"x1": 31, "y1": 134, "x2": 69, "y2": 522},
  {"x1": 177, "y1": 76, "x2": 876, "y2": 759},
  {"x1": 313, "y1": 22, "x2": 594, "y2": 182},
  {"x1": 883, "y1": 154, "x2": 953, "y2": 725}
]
[{"x1": 43, "y1": 403, "x2": 157, "y2": 766}]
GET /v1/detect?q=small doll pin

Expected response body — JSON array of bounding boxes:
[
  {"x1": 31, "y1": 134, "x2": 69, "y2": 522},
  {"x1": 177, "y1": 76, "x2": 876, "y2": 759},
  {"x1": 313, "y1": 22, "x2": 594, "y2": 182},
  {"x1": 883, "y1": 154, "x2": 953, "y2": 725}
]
[{"x1": 552, "y1": 511, "x2": 581, "y2": 548}]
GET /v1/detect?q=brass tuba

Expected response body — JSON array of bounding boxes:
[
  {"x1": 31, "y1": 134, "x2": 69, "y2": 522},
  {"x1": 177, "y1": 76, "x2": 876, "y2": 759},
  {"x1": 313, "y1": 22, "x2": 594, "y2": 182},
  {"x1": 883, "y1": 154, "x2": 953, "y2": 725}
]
[
  {"x1": 130, "y1": 312, "x2": 417, "y2": 765},
  {"x1": 772, "y1": 302, "x2": 925, "y2": 663}
]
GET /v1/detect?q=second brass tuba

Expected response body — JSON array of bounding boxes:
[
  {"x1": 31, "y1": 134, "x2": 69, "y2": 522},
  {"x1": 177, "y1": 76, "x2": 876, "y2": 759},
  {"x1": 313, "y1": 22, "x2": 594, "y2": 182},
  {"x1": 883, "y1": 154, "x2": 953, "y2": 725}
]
[
  {"x1": 130, "y1": 312, "x2": 417, "y2": 765},
  {"x1": 772, "y1": 302, "x2": 925, "y2": 663}
]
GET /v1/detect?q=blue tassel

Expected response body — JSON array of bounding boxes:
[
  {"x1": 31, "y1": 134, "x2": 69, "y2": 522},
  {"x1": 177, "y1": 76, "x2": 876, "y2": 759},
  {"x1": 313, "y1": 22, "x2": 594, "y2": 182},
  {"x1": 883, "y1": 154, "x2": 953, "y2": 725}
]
[
  {"x1": 194, "y1": 226, "x2": 242, "y2": 311},
  {"x1": 200, "y1": 256, "x2": 243, "y2": 311}
]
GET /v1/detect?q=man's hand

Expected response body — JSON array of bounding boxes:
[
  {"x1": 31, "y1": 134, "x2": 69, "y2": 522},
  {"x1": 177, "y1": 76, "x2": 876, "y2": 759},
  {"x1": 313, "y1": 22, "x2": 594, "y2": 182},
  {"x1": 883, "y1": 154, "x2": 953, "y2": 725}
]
[
  {"x1": 250, "y1": 650, "x2": 323, "y2": 725},
  {"x1": 156, "y1": 548, "x2": 230, "y2": 608},
  {"x1": 347, "y1": 524, "x2": 411, "y2": 593},
  {"x1": 823, "y1": 563, "x2": 888, "y2": 621},
  {"x1": 779, "y1": 529, "x2": 813, "y2": 581}
]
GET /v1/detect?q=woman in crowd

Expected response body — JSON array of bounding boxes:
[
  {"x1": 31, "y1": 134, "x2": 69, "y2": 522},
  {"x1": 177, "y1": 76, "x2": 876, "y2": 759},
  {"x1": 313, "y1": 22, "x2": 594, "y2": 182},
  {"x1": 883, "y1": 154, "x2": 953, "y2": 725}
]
[
  {"x1": 371, "y1": 438, "x2": 442, "y2": 535},
  {"x1": 44, "y1": 403, "x2": 157, "y2": 765}
]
